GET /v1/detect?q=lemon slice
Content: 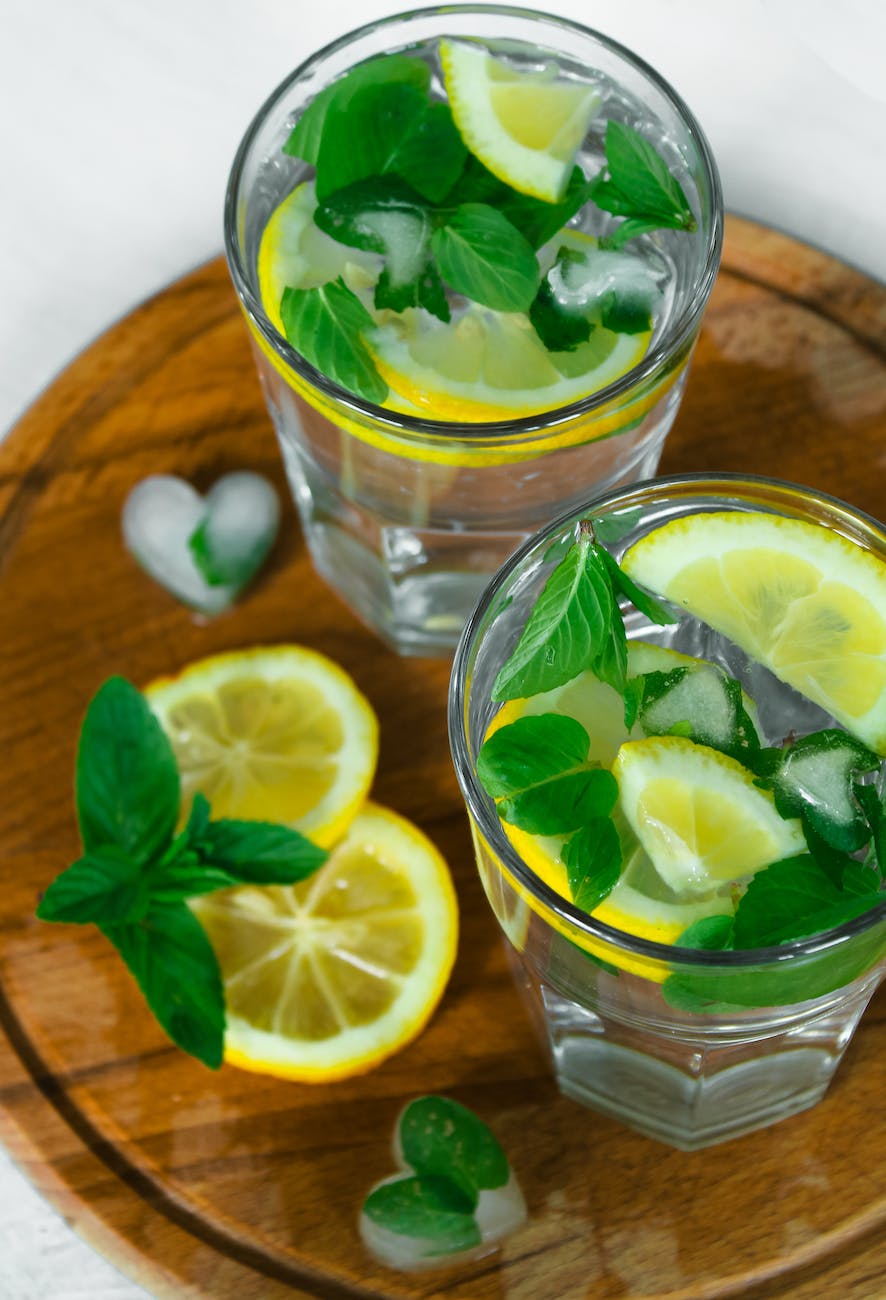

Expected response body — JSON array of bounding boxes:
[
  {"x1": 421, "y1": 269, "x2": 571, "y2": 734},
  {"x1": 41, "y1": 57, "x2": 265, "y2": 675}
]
[
  {"x1": 441, "y1": 39, "x2": 602, "y2": 202},
  {"x1": 192, "y1": 803, "x2": 458, "y2": 1081},
  {"x1": 145, "y1": 646, "x2": 378, "y2": 848},
  {"x1": 613, "y1": 735, "x2": 805, "y2": 896},
  {"x1": 369, "y1": 304, "x2": 648, "y2": 421},
  {"x1": 622, "y1": 512, "x2": 886, "y2": 753},
  {"x1": 257, "y1": 181, "x2": 381, "y2": 332}
]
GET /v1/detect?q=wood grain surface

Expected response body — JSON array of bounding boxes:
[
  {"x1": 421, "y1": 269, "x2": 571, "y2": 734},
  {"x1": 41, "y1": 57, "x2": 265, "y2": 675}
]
[{"x1": 1, "y1": 215, "x2": 885, "y2": 1300}]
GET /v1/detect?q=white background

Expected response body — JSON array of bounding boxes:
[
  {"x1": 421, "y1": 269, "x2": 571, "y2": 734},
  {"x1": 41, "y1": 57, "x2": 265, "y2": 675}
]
[{"x1": 1, "y1": 1, "x2": 884, "y2": 1295}]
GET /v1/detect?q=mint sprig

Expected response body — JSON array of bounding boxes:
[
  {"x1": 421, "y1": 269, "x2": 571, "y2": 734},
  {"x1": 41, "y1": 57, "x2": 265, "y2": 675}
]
[
  {"x1": 590, "y1": 121, "x2": 696, "y2": 248},
  {"x1": 491, "y1": 519, "x2": 668, "y2": 702},
  {"x1": 37, "y1": 677, "x2": 327, "y2": 1068}
]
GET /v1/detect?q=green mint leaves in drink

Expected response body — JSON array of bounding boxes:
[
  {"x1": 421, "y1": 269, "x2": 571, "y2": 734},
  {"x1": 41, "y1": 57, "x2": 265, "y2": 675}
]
[
  {"x1": 360, "y1": 1096, "x2": 524, "y2": 1267},
  {"x1": 592, "y1": 120, "x2": 696, "y2": 249},
  {"x1": 37, "y1": 677, "x2": 327, "y2": 1068},
  {"x1": 491, "y1": 519, "x2": 677, "y2": 702},
  {"x1": 276, "y1": 47, "x2": 699, "y2": 404},
  {"x1": 475, "y1": 518, "x2": 886, "y2": 952}
]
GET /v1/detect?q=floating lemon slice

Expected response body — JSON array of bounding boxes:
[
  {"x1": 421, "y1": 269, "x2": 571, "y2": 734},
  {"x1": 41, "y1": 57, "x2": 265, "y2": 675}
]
[
  {"x1": 441, "y1": 38, "x2": 602, "y2": 202},
  {"x1": 613, "y1": 735, "x2": 806, "y2": 897},
  {"x1": 622, "y1": 512, "x2": 886, "y2": 753},
  {"x1": 368, "y1": 303, "x2": 647, "y2": 422},
  {"x1": 193, "y1": 803, "x2": 458, "y2": 1081},
  {"x1": 145, "y1": 646, "x2": 378, "y2": 849},
  {"x1": 256, "y1": 180, "x2": 381, "y2": 333}
]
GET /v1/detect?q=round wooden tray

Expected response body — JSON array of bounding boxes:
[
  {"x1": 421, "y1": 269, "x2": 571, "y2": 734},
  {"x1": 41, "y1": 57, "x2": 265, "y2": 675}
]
[{"x1": 1, "y1": 216, "x2": 885, "y2": 1300}]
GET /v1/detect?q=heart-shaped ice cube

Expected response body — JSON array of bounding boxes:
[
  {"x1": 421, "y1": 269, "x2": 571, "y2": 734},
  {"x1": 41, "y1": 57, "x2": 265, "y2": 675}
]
[{"x1": 122, "y1": 472, "x2": 280, "y2": 615}]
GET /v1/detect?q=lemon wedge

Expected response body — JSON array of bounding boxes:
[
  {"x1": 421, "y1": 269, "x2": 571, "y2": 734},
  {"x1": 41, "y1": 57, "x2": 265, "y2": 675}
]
[
  {"x1": 622, "y1": 512, "x2": 886, "y2": 753},
  {"x1": 613, "y1": 735, "x2": 806, "y2": 896},
  {"x1": 441, "y1": 39, "x2": 602, "y2": 202},
  {"x1": 193, "y1": 803, "x2": 458, "y2": 1081},
  {"x1": 145, "y1": 646, "x2": 378, "y2": 848}
]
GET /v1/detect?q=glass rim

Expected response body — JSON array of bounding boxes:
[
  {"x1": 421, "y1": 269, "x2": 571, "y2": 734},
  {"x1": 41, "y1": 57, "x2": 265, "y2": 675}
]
[
  {"x1": 448, "y1": 469, "x2": 886, "y2": 969},
  {"x1": 223, "y1": 2, "x2": 724, "y2": 443}
]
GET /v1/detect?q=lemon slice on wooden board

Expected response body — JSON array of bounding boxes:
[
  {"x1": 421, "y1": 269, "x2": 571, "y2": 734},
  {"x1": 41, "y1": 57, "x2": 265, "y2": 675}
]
[
  {"x1": 441, "y1": 39, "x2": 602, "y2": 202},
  {"x1": 145, "y1": 646, "x2": 378, "y2": 848},
  {"x1": 192, "y1": 803, "x2": 458, "y2": 1081},
  {"x1": 621, "y1": 512, "x2": 886, "y2": 752}
]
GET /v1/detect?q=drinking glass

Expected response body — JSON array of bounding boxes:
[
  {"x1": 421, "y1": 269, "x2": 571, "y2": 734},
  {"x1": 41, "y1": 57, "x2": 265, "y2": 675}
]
[
  {"x1": 225, "y1": 6, "x2": 722, "y2": 655},
  {"x1": 449, "y1": 473, "x2": 886, "y2": 1149}
]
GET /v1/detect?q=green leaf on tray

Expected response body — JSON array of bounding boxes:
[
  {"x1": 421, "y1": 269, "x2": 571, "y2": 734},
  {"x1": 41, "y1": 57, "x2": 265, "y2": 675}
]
[
  {"x1": 76, "y1": 676, "x2": 179, "y2": 866},
  {"x1": 103, "y1": 900, "x2": 227, "y2": 1069},
  {"x1": 398, "y1": 1096, "x2": 510, "y2": 1206},
  {"x1": 280, "y1": 277, "x2": 388, "y2": 404},
  {"x1": 36, "y1": 846, "x2": 147, "y2": 926},
  {"x1": 362, "y1": 1175, "x2": 481, "y2": 1254},
  {"x1": 39, "y1": 680, "x2": 329, "y2": 1069}
]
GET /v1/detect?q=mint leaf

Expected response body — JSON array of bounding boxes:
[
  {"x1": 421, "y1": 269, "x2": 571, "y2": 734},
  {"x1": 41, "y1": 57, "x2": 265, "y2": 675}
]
[
  {"x1": 477, "y1": 713, "x2": 617, "y2": 835},
  {"x1": 477, "y1": 713, "x2": 590, "y2": 797},
  {"x1": 675, "y1": 914, "x2": 735, "y2": 950},
  {"x1": 284, "y1": 53, "x2": 430, "y2": 166},
  {"x1": 398, "y1": 1097, "x2": 509, "y2": 1207},
  {"x1": 499, "y1": 766, "x2": 617, "y2": 836},
  {"x1": 563, "y1": 819, "x2": 621, "y2": 911},
  {"x1": 195, "y1": 819, "x2": 327, "y2": 883},
  {"x1": 280, "y1": 278, "x2": 387, "y2": 404},
  {"x1": 589, "y1": 121, "x2": 695, "y2": 231},
  {"x1": 732, "y1": 855, "x2": 882, "y2": 947},
  {"x1": 363, "y1": 1175, "x2": 480, "y2": 1254},
  {"x1": 315, "y1": 82, "x2": 465, "y2": 203},
  {"x1": 76, "y1": 677, "x2": 179, "y2": 866},
  {"x1": 491, "y1": 527, "x2": 619, "y2": 701},
  {"x1": 37, "y1": 846, "x2": 146, "y2": 925},
  {"x1": 431, "y1": 204, "x2": 538, "y2": 312},
  {"x1": 103, "y1": 901, "x2": 226, "y2": 1068},
  {"x1": 445, "y1": 157, "x2": 590, "y2": 250}
]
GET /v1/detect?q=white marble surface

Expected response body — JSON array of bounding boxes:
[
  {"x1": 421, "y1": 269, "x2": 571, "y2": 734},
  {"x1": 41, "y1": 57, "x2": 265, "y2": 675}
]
[{"x1": 1, "y1": 1, "x2": 884, "y2": 1295}]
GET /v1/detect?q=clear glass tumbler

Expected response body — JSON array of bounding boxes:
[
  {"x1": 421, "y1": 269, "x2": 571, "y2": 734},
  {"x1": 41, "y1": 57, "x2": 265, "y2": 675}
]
[
  {"x1": 224, "y1": 6, "x2": 722, "y2": 655},
  {"x1": 449, "y1": 473, "x2": 886, "y2": 1149}
]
